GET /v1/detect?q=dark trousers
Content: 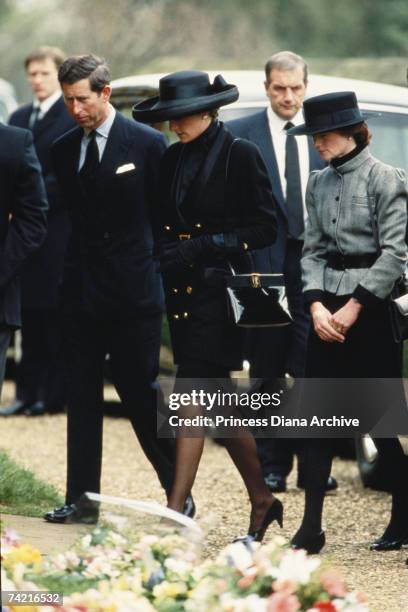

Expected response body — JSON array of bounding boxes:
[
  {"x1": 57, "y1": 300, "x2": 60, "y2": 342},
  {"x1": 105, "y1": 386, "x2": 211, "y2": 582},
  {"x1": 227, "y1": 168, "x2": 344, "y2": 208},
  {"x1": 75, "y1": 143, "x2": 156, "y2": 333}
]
[
  {"x1": 64, "y1": 312, "x2": 174, "y2": 504},
  {"x1": 250, "y1": 239, "x2": 310, "y2": 477},
  {"x1": 0, "y1": 328, "x2": 11, "y2": 393},
  {"x1": 16, "y1": 308, "x2": 67, "y2": 409},
  {"x1": 301, "y1": 293, "x2": 405, "y2": 493}
]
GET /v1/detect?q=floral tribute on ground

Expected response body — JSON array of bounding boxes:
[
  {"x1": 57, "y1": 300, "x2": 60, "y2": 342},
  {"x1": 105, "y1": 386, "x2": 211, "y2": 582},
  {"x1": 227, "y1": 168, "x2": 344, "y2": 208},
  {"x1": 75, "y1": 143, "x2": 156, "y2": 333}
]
[{"x1": 1, "y1": 521, "x2": 369, "y2": 611}]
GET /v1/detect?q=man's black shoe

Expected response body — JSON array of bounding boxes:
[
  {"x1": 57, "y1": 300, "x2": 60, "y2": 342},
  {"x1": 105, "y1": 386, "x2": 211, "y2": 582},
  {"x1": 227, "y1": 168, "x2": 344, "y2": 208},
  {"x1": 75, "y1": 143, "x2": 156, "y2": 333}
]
[
  {"x1": 297, "y1": 475, "x2": 338, "y2": 492},
  {"x1": 183, "y1": 495, "x2": 196, "y2": 518},
  {"x1": 0, "y1": 400, "x2": 29, "y2": 416},
  {"x1": 24, "y1": 401, "x2": 45, "y2": 416},
  {"x1": 44, "y1": 503, "x2": 99, "y2": 524},
  {"x1": 264, "y1": 473, "x2": 286, "y2": 493}
]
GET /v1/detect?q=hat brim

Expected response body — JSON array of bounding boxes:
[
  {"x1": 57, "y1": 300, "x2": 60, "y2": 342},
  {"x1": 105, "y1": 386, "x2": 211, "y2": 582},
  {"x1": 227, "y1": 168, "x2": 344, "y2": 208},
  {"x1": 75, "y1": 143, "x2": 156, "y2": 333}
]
[
  {"x1": 132, "y1": 85, "x2": 239, "y2": 123},
  {"x1": 287, "y1": 112, "x2": 381, "y2": 136}
]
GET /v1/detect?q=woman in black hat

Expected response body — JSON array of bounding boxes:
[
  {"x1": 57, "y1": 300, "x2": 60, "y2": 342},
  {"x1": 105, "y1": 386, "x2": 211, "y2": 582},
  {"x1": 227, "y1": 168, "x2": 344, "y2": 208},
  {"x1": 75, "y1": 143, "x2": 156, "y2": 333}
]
[
  {"x1": 133, "y1": 70, "x2": 283, "y2": 540},
  {"x1": 287, "y1": 92, "x2": 408, "y2": 554}
]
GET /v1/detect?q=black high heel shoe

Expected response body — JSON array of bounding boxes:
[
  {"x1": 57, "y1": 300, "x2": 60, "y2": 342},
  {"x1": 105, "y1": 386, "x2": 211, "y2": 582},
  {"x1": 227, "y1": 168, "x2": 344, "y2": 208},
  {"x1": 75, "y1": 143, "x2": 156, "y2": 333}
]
[
  {"x1": 291, "y1": 529, "x2": 326, "y2": 554},
  {"x1": 242, "y1": 498, "x2": 284, "y2": 543}
]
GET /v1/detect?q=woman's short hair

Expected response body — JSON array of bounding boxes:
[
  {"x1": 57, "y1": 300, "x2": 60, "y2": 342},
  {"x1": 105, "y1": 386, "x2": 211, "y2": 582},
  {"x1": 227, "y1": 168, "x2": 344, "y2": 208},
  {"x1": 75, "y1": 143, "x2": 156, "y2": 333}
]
[{"x1": 337, "y1": 122, "x2": 372, "y2": 146}]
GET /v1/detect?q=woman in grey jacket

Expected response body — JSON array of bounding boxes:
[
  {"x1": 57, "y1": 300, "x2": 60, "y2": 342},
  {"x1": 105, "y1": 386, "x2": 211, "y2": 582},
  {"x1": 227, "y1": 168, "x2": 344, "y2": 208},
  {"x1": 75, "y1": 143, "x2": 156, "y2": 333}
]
[{"x1": 287, "y1": 91, "x2": 408, "y2": 554}]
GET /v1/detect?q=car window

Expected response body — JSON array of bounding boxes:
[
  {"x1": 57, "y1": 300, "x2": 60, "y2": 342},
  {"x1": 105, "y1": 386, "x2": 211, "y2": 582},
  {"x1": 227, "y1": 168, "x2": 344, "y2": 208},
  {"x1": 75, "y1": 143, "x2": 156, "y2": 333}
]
[{"x1": 220, "y1": 107, "x2": 408, "y2": 172}]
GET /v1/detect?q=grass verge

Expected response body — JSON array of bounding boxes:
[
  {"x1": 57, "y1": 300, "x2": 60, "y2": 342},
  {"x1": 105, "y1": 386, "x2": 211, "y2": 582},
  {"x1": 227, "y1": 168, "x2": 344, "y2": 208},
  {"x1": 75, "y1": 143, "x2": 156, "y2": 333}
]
[{"x1": 0, "y1": 450, "x2": 62, "y2": 517}]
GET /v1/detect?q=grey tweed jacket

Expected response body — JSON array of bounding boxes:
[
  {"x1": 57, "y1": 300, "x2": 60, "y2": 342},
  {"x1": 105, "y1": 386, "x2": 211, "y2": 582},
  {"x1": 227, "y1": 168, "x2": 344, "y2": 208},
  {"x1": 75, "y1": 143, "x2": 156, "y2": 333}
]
[{"x1": 301, "y1": 146, "x2": 407, "y2": 307}]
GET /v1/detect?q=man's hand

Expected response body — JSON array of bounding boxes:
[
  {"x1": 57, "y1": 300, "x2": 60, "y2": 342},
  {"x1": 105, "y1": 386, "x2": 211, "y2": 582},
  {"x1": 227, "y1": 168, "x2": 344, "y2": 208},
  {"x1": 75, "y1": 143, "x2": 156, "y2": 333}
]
[
  {"x1": 310, "y1": 301, "x2": 345, "y2": 343},
  {"x1": 330, "y1": 298, "x2": 363, "y2": 336}
]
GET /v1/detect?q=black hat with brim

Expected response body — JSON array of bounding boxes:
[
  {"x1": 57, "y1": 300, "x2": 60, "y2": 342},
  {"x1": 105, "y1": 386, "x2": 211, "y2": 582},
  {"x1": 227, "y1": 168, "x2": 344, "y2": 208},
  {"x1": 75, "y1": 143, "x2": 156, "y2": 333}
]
[
  {"x1": 132, "y1": 70, "x2": 239, "y2": 123},
  {"x1": 287, "y1": 91, "x2": 379, "y2": 136}
]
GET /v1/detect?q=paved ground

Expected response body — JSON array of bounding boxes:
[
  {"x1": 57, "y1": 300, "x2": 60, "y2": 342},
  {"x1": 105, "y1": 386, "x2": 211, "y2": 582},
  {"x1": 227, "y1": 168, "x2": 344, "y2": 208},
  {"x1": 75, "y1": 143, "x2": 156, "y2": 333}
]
[{"x1": 1, "y1": 381, "x2": 407, "y2": 611}]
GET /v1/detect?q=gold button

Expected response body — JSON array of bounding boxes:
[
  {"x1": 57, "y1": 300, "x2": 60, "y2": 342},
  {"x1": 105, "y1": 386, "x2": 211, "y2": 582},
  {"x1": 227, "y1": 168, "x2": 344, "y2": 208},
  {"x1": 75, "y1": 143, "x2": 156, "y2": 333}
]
[
  {"x1": 243, "y1": 242, "x2": 249, "y2": 250},
  {"x1": 183, "y1": 312, "x2": 189, "y2": 318},
  {"x1": 172, "y1": 288, "x2": 178, "y2": 294},
  {"x1": 173, "y1": 314, "x2": 179, "y2": 320},
  {"x1": 186, "y1": 286, "x2": 193, "y2": 294},
  {"x1": 195, "y1": 223, "x2": 202, "y2": 228},
  {"x1": 164, "y1": 225, "x2": 171, "y2": 231}
]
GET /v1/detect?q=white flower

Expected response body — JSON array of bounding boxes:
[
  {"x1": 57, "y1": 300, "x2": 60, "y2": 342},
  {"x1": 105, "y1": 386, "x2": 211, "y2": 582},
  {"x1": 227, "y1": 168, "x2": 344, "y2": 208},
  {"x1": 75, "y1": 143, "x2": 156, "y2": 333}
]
[
  {"x1": 272, "y1": 549, "x2": 320, "y2": 584},
  {"x1": 81, "y1": 534, "x2": 92, "y2": 548},
  {"x1": 221, "y1": 541, "x2": 257, "y2": 572},
  {"x1": 333, "y1": 592, "x2": 370, "y2": 611},
  {"x1": 220, "y1": 592, "x2": 268, "y2": 611},
  {"x1": 164, "y1": 557, "x2": 192, "y2": 578}
]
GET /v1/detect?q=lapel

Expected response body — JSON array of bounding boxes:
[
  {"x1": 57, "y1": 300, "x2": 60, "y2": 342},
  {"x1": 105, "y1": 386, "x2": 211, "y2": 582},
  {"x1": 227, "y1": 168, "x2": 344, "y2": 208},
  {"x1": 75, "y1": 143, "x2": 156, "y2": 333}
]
[
  {"x1": 96, "y1": 112, "x2": 133, "y2": 180},
  {"x1": 32, "y1": 95, "x2": 64, "y2": 140},
  {"x1": 15, "y1": 105, "x2": 32, "y2": 129},
  {"x1": 249, "y1": 109, "x2": 286, "y2": 218}
]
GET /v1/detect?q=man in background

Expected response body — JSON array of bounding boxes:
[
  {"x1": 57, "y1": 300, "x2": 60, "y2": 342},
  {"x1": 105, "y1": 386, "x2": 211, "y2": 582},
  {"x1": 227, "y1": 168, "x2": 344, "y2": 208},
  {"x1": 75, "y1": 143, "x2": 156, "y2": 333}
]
[
  {"x1": 0, "y1": 124, "x2": 48, "y2": 394},
  {"x1": 228, "y1": 51, "x2": 337, "y2": 493},
  {"x1": 4, "y1": 47, "x2": 74, "y2": 416}
]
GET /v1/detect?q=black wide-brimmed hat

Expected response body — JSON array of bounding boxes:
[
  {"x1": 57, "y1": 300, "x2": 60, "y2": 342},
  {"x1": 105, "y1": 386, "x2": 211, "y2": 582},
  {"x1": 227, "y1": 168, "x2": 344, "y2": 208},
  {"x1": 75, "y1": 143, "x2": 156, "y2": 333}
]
[
  {"x1": 132, "y1": 70, "x2": 239, "y2": 123},
  {"x1": 287, "y1": 91, "x2": 377, "y2": 136}
]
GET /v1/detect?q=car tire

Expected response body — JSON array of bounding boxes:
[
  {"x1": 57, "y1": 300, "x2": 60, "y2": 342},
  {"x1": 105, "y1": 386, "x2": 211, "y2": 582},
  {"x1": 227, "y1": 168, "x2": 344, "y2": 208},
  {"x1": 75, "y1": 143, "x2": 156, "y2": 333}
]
[{"x1": 355, "y1": 435, "x2": 391, "y2": 491}]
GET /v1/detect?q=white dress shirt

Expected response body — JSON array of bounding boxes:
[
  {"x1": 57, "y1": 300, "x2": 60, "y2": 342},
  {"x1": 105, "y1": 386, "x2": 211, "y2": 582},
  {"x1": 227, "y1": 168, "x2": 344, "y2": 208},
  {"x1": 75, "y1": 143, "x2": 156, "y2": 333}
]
[
  {"x1": 79, "y1": 105, "x2": 116, "y2": 170},
  {"x1": 267, "y1": 106, "x2": 310, "y2": 224},
  {"x1": 32, "y1": 89, "x2": 62, "y2": 120}
]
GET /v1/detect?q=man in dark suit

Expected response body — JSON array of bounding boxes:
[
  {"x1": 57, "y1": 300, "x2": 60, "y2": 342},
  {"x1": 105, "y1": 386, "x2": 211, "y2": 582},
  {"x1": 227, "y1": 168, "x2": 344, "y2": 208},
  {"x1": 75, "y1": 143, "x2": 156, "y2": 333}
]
[
  {"x1": 5, "y1": 47, "x2": 75, "y2": 416},
  {"x1": 0, "y1": 124, "x2": 48, "y2": 393},
  {"x1": 228, "y1": 51, "x2": 336, "y2": 493},
  {"x1": 44, "y1": 55, "x2": 180, "y2": 524}
]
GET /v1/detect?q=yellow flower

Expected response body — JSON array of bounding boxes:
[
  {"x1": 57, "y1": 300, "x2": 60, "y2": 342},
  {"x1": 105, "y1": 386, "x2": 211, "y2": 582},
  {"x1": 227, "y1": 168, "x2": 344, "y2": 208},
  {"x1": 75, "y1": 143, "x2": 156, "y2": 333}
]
[
  {"x1": 153, "y1": 580, "x2": 187, "y2": 601},
  {"x1": 3, "y1": 544, "x2": 42, "y2": 572}
]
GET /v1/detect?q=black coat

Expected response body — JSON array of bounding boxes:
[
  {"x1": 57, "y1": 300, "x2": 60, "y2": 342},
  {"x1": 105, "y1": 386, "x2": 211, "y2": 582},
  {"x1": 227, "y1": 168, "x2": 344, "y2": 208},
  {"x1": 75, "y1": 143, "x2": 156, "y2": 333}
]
[
  {"x1": 51, "y1": 111, "x2": 167, "y2": 320},
  {"x1": 227, "y1": 109, "x2": 325, "y2": 273},
  {"x1": 155, "y1": 123, "x2": 277, "y2": 369},
  {"x1": 9, "y1": 96, "x2": 75, "y2": 309},
  {"x1": 0, "y1": 124, "x2": 48, "y2": 328}
]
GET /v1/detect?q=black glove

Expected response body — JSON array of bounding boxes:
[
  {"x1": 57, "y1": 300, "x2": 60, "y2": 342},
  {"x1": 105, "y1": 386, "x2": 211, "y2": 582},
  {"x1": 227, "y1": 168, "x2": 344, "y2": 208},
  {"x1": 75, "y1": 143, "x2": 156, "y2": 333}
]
[
  {"x1": 159, "y1": 235, "x2": 214, "y2": 271},
  {"x1": 160, "y1": 233, "x2": 244, "y2": 272}
]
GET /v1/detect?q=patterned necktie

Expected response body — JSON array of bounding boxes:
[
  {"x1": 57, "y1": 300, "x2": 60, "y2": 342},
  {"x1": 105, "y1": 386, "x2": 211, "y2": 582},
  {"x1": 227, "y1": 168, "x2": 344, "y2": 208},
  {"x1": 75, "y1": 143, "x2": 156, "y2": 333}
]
[
  {"x1": 284, "y1": 121, "x2": 304, "y2": 239},
  {"x1": 28, "y1": 106, "x2": 41, "y2": 130},
  {"x1": 80, "y1": 130, "x2": 100, "y2": 177}
]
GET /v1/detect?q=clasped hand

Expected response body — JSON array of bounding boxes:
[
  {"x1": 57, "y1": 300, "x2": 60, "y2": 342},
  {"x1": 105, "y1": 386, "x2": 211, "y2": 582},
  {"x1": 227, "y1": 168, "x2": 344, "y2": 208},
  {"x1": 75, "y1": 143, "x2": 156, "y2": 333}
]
[
  {"x1": 311, "y1": 298, "x2": 362, "y2": 343},
  {"x1": 158, "y1": 235, "x2": 213, "y2": 272}
]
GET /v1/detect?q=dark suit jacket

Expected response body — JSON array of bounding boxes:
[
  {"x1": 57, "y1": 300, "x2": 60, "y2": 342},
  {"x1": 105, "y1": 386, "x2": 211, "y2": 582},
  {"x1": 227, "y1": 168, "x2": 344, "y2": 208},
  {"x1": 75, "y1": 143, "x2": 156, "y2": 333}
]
[
  {"x1": 51, "y1": 111, "x2": 167, "y2": 320},
  {"x1": 156, "y1": 123, "x2": 277, "y2": 368},
  {"x1": 227, "y1": 109, "x2": 324, "y2": 273},
  {"x1": 9, "y1": 95, "x2": 75, "y2": 308},
  {"x1": 0, "y1": 124, "x2": 48, "y2": 328}
]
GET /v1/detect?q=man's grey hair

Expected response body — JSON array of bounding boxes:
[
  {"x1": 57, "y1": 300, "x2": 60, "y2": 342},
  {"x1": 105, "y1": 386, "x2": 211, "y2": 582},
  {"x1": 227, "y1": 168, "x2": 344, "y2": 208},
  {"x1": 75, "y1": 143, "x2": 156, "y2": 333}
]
[
  {"x1": 264, "y1": 51, "x2": 308, "y2": 84},
  {"x1": 58, "y1": 54, "x2": 110, "y2": 93}
]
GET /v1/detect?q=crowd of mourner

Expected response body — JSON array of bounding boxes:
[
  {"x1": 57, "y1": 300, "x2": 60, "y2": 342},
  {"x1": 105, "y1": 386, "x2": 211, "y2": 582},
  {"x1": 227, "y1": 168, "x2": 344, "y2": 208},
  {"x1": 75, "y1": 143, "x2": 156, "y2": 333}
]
[{"x1": 0, "y1": 47, "x2": 407, "y2": 568}]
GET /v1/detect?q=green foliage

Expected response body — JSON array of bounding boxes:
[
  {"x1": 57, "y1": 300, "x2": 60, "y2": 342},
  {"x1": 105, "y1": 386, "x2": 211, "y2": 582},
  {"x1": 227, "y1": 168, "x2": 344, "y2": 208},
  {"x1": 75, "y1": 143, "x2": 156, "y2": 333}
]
[
  {"x1": 1, "y1": 0, "x2": 407, "y2": 102},
  {"x1": 0, "y1": 450, "x2": 62, "y2": 517}
]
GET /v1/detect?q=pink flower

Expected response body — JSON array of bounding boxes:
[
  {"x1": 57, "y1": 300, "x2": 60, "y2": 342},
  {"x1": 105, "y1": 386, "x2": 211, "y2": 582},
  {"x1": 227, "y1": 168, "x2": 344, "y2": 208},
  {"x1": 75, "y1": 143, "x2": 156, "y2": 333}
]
[
  {"x1": 237, "y1": 570, "x2": 257, "y2": 589},
  {"x1": 267, "y1": 591, "x2": 301, "y2": 612},
  {"x1": 320, "y1": 569, "x2": 347, "y2": 598}
]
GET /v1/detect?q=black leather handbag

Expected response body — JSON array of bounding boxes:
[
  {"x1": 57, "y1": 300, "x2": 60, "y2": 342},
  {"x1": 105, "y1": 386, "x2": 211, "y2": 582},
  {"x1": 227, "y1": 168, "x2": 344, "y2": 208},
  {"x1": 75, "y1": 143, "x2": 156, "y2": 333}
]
[
  {"x1": 223, "y1": 138, "x2": 292, "y2": 328},
  {"x1": 225, "y1": 269, "x2": 293, "y2": 327}
]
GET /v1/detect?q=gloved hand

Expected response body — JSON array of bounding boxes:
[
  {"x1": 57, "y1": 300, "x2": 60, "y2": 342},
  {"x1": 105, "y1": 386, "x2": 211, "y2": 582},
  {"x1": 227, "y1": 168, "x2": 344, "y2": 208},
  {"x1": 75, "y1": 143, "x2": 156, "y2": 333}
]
[
  {"x1": 159, "y1": 233, "x2": 244, "y2": 272},
  {"x1": 159, "y1": 235, "x2": 214, "y2": 271}
]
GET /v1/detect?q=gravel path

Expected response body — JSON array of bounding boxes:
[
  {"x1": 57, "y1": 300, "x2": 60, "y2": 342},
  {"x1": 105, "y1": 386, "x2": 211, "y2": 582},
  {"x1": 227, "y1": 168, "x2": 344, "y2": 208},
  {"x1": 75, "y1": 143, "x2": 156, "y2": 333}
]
[{"x1": 1, "y1": 401, "x2": 407, "y2": 611}]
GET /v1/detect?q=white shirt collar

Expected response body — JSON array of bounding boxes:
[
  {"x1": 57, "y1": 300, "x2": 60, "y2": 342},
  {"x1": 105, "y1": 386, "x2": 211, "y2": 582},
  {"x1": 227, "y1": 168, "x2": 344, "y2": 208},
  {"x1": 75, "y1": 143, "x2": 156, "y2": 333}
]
[
  {"x1": 83, "y1": 105, "x2": 116, "y2": 138},
  {"x1": 267, "y1": 106, "x2": 303, "y2": 132},
  {"x1": 33, "y1": 89, "x2": 62, "y2": 115}
]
